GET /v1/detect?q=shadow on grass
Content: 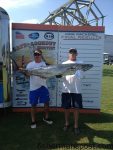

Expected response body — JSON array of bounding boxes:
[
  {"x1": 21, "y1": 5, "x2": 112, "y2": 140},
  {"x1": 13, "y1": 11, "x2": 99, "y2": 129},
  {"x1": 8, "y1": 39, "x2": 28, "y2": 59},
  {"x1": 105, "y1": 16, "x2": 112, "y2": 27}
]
[
  {"x1": 0, "y1": 111, "x2": 113, "y2": 150},
  {"x1": 36, "y1": 112, "x2": 113, "y2": 149},
  {"x1": 79, "y1": 123, "x2": 113, "y2": 143},
  {"x1": 80, "y1": 112, "x2": 113, "y2": 124}
]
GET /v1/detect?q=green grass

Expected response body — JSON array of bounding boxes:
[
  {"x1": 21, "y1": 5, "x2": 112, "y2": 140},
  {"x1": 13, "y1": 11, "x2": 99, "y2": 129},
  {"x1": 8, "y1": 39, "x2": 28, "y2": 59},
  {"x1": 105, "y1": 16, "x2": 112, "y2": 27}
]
[{"x1": 0, "y1": 65, "x2": 113, "y2": 150}]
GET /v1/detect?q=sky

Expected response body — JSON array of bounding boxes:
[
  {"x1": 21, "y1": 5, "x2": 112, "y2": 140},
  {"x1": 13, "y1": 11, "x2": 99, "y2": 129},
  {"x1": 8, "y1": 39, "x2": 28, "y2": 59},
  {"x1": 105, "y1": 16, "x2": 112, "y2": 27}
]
[{"x1": 0, "y1": 0, "x2": 113, "y2": 35}]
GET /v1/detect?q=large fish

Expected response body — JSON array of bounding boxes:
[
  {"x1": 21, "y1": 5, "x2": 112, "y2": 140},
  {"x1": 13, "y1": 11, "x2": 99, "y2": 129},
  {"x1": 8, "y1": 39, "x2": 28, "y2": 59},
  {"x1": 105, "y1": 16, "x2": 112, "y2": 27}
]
[{"x1": 19, "y1": 63, "x2": 93, "y2": 78}]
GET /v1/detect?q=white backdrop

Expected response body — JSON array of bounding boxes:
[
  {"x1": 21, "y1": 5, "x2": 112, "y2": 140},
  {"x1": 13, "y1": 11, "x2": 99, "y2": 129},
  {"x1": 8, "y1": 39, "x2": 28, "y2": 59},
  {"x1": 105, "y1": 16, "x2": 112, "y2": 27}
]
[{"x1": 12, "y1": 24, "x2": 104, "y2": 109}]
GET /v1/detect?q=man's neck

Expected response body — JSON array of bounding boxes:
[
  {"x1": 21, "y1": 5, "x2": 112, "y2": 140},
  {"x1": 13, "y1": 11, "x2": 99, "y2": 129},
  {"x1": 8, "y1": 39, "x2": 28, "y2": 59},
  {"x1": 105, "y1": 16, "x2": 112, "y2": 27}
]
[
  {"x1": 69, "y1": 58, "x2": 76, "y2": 61},
  {"x1": 35, "y1": 60, "x2": 41, "y2": 63}
]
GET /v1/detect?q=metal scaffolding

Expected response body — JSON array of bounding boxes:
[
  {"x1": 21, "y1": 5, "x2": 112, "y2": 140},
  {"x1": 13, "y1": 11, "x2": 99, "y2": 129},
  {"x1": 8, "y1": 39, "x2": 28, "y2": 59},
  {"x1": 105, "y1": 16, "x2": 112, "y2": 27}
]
[{"x1": 40, "y1": 0, "x2": 105, "y2": 26}]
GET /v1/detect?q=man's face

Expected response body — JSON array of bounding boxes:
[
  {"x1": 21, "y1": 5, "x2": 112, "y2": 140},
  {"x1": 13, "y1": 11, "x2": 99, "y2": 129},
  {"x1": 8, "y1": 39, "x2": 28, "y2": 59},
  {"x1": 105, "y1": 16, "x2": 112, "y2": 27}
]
[
  {"x1": 69, "y1": 53, "x2": 77, "y2": 61},
  {"x1": 34, "y1": 53, "x2": 42, "y2": 62}
]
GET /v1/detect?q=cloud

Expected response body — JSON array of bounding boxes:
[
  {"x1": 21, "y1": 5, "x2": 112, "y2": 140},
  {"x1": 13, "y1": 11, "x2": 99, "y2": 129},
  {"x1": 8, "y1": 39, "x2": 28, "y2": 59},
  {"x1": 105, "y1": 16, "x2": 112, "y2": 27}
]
[
  {"x1": 22, "y1": 19, "x2": 40, "y2": 24},
  {"x1": 0, "y1": 0, "x2": 45, "y2": 9},
  {"x1": 10, "y1": 18, "x2": 43, "y2": 24}
]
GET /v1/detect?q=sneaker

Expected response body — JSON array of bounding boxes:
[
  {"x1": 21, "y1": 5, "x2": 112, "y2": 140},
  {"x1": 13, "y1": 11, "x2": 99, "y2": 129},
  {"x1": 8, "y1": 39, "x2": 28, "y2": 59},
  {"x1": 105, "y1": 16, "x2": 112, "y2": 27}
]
[
  {"x1": 63, "y1": 125, "x2": 70, "y2": 131},
  {"x1": 74, "y1": 128, "x2": 80, "y2": 135},
  {"x1": 30, "y1": 122, "x2": 37, "y2": 129},
  {"x1": 43, "y1": 117, "x2": 53, "y2": 125}
]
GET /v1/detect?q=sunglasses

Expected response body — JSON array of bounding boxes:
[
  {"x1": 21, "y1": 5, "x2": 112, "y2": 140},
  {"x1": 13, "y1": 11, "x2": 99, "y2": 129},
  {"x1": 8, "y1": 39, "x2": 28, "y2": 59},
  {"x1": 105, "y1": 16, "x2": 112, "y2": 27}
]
[{"x1": 34, "y1": 53, "x2": 41, "y2": 56}]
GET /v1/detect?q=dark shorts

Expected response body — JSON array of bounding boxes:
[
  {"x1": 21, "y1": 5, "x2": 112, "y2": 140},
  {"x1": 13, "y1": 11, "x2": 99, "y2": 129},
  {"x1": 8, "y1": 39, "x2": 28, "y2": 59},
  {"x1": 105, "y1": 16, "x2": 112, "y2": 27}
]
[
  {"x1": 61, "y1": 93, "x2": 83, "y2": 109},
  {"x1": 29, "y1": 86, "x2": 50, "y2": 106}
]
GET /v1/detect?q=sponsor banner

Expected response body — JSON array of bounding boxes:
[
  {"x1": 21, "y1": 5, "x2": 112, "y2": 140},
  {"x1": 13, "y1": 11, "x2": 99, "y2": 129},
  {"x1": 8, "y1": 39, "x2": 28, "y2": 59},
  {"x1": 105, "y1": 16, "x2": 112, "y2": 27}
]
[
  {"x1": 12, "y1": 28, "x2": 58, "y2": 107},
  {"x1": 12, "y1": 23, "x2": 104, "y2": 109}
]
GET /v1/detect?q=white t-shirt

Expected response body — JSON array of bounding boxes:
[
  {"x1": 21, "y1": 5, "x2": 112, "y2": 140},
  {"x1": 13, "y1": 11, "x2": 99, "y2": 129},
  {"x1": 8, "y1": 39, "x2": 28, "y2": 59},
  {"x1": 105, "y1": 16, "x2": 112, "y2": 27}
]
[
  {"x1": 26, "y1": 61, "x2": 47, "y2": 91},
  {"x1": 62, "y1": 60, "x2": 84, "y2": 93}
]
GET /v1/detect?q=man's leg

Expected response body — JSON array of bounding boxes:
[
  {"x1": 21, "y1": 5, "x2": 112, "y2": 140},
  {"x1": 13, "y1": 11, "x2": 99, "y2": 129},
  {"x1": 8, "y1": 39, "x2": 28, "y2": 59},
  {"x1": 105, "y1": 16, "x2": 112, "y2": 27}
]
[
  {"x1": 30, "y1": 105, "x2": 37, "y2": 128},
  {"x1": 63, "y1": 109, "x2": 70, "y2": 131},
  {"x1": 61, "y1": 93, "x2": 71, "y2": 131},
  {"x1": 73, "y1": 108, "x2": 80, "y2": 135},
  {"x1": 64, "y1": 109, "x2": 70, "y2": 126},
  {"x1": 29, "y1": 90, "x2": 38, "y2": 129},
  {"x1": 39, "y1": 86, "x2": 53, "y2": 124},
  {"x1": 31, "y1": 105, "x2": 36, "y2": 123},
  {"x1": 43, "y1": 102, "x2": 53, "y2": 125},
  {"x1": 73, "y1": 108, "x2": 79, "y2": 128},
  {"x1": 44, "y1": 102, "x2": 49, "y2": 119},
  {"x1": 72, "y1": 93, "x2": 82, "y2": 134}
]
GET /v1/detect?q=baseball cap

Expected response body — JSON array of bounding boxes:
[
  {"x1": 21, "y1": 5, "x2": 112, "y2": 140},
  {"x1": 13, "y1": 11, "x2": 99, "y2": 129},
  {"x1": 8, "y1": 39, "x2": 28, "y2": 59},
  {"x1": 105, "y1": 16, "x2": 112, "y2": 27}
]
[
  {"x1": 69, "y1": 48, "x2": 77, "y2": 54},
  {"x1": 34, "y1": 49, "x2": 42, "y2": 55}
]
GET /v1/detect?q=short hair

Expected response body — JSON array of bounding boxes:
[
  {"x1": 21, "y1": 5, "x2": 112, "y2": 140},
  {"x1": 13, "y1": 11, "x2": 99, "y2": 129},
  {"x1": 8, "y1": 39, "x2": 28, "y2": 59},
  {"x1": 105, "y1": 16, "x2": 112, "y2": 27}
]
[{"x1": 69, "y1": 48, "x2": 77, "y2": 54}]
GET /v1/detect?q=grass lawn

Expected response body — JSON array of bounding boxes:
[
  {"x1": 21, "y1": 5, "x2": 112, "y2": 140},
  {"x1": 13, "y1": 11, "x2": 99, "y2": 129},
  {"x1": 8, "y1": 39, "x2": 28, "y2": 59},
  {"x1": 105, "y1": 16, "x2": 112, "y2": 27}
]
[{"x1": 0, "y1": 65, "x2": 113, "y2": 150}]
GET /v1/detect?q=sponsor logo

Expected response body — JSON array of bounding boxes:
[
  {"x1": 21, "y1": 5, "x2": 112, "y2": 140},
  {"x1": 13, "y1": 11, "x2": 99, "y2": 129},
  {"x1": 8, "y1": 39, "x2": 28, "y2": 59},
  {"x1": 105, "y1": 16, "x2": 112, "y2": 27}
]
[
  {"x1": 16, "y1": 32, "x2": 24, "y2": 39},
  {"x1": 28, "y1": 32, "x2": 39, "y2": 40},
  {"x1": 44, "y1": 32, "x2": 54, "y2": 40}
]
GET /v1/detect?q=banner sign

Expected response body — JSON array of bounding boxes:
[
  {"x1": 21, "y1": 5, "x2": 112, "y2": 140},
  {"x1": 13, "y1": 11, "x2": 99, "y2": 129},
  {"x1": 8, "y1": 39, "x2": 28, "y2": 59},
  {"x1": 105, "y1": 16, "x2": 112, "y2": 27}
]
[{"x1": 12, "y1": 24, "x2": 104, "y2": 109}]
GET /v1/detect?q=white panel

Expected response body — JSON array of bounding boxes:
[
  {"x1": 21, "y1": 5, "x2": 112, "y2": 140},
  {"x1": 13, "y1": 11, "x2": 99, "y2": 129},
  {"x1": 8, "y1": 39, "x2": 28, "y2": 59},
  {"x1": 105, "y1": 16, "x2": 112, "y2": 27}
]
[{"x1": 57, "y1": 31, "x2": 104, "y2": 109}]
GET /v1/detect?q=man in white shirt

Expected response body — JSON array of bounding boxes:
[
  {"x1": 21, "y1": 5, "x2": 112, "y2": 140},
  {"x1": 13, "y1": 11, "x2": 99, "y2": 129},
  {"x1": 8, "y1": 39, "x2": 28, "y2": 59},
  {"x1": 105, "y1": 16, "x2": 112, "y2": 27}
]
[
  {"x1": 61, "y1": 48, "x2": 83, "y2": 135},
  {"x1": 26, "y1": 49, "x2": 53, "y2": 128}
]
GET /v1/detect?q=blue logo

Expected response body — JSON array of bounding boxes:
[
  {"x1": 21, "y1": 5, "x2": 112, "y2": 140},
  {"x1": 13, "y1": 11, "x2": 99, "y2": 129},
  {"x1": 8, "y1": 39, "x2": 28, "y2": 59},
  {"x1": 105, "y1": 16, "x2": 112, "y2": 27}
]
[
  {"x1": 44, "y1": 32, "x2": 54, "y2": 40},
  {"x1": 28, "y1": 33, "x2": 39, "y2": 40}
]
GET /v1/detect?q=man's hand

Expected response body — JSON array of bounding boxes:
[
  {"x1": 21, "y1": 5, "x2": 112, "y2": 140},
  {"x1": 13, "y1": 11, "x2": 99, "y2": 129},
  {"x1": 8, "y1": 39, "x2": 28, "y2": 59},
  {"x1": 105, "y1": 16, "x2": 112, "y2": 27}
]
[{"x1": 19, "y1": 68, "x2": 30, "y2": 76}]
